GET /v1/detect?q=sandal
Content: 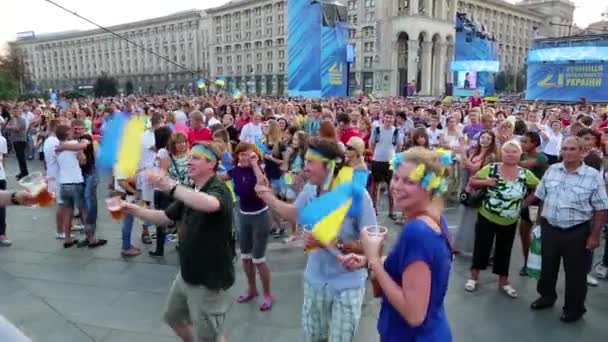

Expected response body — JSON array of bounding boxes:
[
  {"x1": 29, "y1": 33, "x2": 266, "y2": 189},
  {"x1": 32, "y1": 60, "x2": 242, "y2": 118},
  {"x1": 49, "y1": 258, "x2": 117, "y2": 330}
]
[
  {"x1": 141, "y1": 233, "x2": 153, "y2": 245},
  {"x1": 465, "y1": 279, "x2": 477, "y2": 292},
  {"x1": 237, "y1": 291, "x2": 258, "y2": 304},
  {"x1": 121, "y1": 247, "x2": 141, "y2": 257},
  {"x1": 88, "y1": 239, "x2": 107, "y2": 248},
  {"x1": 259, "y1": 295, "x2": 274, "y2": 311},
  {"x1": 500, "y1": 285, "x2": 518, "y2": 298}
]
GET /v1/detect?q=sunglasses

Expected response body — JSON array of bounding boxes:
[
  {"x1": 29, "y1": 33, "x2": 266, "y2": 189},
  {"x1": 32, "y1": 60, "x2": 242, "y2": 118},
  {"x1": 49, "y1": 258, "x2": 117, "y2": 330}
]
[{"x1": 345, "y1": 145, "x2": 356, "y2": 151}]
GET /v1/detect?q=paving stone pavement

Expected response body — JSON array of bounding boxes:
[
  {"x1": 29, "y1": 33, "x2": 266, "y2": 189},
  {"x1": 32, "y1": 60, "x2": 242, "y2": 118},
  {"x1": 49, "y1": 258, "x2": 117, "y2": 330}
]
[{"x1": 0, "y1": 160, "x2": 607, "y2": 342}]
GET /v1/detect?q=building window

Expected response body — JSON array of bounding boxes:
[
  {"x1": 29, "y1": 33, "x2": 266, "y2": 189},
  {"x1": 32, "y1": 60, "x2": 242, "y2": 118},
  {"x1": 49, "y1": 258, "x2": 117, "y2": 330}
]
[
  {"x1": 266, "y1": 16, "x2": 272, "y2": 24},
  {"x1": 348, "y1": 1, "x2": 357, "y2": 10},
  {"x1": 278, "y1": 26, "x2": 284, "y2": 35},
  {"x1": 363, "y1": 56, "x2": 373, "y2": 68},
  {"x1": 267, "y1": 63, "x2": 273, "y2": 73},
  {"x1": 217, "y1": 67, "x2": 223, "y2": 74},
  {"x1": 278, "y1": 50, "x2": 284, "y2": 59},
  {"x1": 256, "y1": 64, "x2": 262, "y2": 73},
  {"x1": 266, "y1": 28, "x2": 272, "y2": 36},
  {"x1": 256, "y1": 52, "x2": 262, "y2": 60},
  {"x1": 365, "y1": 0, "x2": 375, "y2": 8},
  {"x1": 349, "y1": 29, "x2": 357, "y2": 39},
  {"x1": 217, "y1": 56, "x2": 223, "y2": 64},
  {"x1": 237, "y1": 55, "x2": 242, "y2": 62},
  {"x1": 237, "y1": 65, "x2": 242, "y2": 73},
  {"x1": 279, "y1": 62, "x2": 285, "y2": 72}
]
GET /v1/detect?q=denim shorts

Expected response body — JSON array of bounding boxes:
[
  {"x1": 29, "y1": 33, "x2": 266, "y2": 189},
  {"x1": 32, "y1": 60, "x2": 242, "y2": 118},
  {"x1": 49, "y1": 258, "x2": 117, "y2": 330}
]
[
  {"x1": 59, "y1": 183, "x2": 85, "y2": 209},
  {"x1": 239, "y1": 209, "x2": 271, "y2": 263}
]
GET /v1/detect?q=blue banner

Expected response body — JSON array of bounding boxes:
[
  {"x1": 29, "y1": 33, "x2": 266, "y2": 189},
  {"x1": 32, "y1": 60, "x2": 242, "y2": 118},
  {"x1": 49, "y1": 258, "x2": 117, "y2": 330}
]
[
  {"x1": 526, "y1": 62, "x2": 608, "y2": 102},
  {"x1": 288, "y1": 0, "x2": 322, "y2": 97},
  {"x1": 321, "y1": 21, "x2": 348, "y2": 97}
]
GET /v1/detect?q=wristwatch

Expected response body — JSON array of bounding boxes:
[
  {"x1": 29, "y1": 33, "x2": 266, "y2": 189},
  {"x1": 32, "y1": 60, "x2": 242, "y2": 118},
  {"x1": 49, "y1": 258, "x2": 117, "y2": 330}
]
[{"x1": 10, "y1": 191, "x2": 20, "y2": 206}]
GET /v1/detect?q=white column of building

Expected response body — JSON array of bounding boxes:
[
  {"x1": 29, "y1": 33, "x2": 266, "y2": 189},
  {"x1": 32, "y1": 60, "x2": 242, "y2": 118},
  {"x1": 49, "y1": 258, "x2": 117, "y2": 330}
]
[
  {"x1": 424, "y1": 0, "x2": 433, "y2": 16},
  {"x1": 409, "y1": 0, "x2": 419, "y2": 15},
  {"x1": 434, "y1": 42, "x2": 447, "y2": 96},
  {"x1": 420, "y1": 41, "x2": 433, "y2": 95},
  {"x1": 389, "y1": 40, "x2": 399, "y2": 96},
  {"x1": 407, "y1": 40, "x2": 419, "y2": 87},
  {"x1": 436, "y1": 0, "x2": 446, "y2": 20},
  {"x1": 446, "y1": 43, "x2": 454, "y2": 85}
]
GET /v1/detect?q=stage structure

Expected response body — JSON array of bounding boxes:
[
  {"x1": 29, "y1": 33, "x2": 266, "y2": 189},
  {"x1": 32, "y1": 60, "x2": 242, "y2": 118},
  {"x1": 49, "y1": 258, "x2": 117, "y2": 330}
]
[
  {"x1": 287, "y1": 0, "x2": 349, "y2": 97},
  {"x1": 525, "y1": 33, "x2": 608, "y2": 103},
  {"x1": 452, "y1": 13, "x2": 500, "y2": 97}
]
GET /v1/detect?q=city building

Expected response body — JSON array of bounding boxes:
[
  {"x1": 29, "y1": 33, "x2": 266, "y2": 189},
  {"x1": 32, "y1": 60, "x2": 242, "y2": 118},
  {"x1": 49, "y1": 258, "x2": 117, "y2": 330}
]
[
  {"x1": 206, "y1": 0, "x2": 287, "y2": 96},
  {"x1": 10, "y1": 9, "x2": 211, "y2": 93},
  {"x1": 10, "y1": 0, "x2": 577, "y2": 97}
]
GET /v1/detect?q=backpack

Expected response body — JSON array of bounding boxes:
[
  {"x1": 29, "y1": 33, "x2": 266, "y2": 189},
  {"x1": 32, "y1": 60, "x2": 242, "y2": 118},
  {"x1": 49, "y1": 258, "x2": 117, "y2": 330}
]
[{"x1": 374, "y1": 126, "x2": 399, "y2": 146}]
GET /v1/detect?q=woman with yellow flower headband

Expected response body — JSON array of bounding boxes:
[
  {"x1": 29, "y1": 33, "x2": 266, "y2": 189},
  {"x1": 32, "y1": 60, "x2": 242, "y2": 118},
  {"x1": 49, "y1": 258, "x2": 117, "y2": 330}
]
[{"x1": 339, "y1": 147, "x2": 454, "y2": 342}]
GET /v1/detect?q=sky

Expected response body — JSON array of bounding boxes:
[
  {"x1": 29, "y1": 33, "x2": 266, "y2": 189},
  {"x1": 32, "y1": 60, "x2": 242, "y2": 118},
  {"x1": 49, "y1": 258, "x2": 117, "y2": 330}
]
[{"x1": 0, "y1": 0, "x2": 605, "y2": 49}]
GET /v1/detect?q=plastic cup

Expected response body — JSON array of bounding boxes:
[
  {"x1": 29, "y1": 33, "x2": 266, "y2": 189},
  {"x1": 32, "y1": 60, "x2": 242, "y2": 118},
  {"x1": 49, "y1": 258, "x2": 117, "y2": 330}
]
[
  {"x1": 18, "y1": 172, "x2": 54, "y2": 207},
  {"x1": 105, "y1": 197, "x2": 123, "y2": 221},
  {"x1": 364, "y1": 225, "x2": 388, "y2": 240}
]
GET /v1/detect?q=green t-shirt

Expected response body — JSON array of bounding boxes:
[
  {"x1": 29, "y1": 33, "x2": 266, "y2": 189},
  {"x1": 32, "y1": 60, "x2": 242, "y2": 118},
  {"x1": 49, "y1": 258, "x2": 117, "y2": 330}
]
[
  {"x1": 476, "y1": 163, "x2": 540, "y2": 226},
  {"x1": 520, "y1": 152, "x2": 548, "y2": 179}
]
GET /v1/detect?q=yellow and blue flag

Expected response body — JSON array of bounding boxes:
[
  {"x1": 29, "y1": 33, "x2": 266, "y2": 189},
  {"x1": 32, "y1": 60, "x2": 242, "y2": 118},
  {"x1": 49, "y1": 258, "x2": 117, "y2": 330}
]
[
  {"x1": 298, "y1": 167, "x2": 366, "y2": 247},
  {"x1": 97, "y1": 112, "x2": 146, "y2": 176},
  {"x1": 232, "y1": 88, "x2": 242, "y2": 99}
]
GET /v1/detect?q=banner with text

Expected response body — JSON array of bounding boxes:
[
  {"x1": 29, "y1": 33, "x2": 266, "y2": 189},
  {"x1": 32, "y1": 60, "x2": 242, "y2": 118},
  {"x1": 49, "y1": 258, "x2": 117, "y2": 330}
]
[
  {"x1": 526, "y1": 62, "x2": 608, "y2": 102},
  {"x1": 320, "y1": 19, "x2": 348, "y2": 97}
]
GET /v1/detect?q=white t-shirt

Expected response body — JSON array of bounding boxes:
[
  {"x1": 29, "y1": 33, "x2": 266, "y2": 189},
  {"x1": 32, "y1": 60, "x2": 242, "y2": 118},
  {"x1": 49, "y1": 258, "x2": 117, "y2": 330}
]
[
  {"x1": 0, "y1": 135, "x2": 7, "y2": 180},
  {"x1": 426, "y1": 127, "x2": 443, "y2": 147},
  {"x1": 43, "y1": 135, "x2": 60, "y2": 179},
  {"x1": 207, "y1": 117, "x2": 221, "y2": 127},
  {"x1": 239, "y1": 122, "x2": 263, "y2": 144},
  {"x1": 442, "y1": 130, "x2": 463, "y2": 149},
  {"x1": 21, "y1": 112, "x2": 34, "y2": 130},
  {"x1": 542, "y1": 129, "x2": 563, "y2": 157},
  {"x1": 57, "y1": 140, "x2": 84, "y2": 184}
]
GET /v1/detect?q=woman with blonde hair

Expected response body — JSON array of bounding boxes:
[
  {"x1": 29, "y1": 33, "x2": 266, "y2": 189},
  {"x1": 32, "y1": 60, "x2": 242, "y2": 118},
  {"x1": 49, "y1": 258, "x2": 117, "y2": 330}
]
[
  {"x1": 262, "y1": 120, "x2": 287, "y2": 237},
  {"x1": 465, "y1": 140, "x2": 539, "y2": 297},
  {"x1": 339, "y1": 147, "x2": 454, "y2": 341}
]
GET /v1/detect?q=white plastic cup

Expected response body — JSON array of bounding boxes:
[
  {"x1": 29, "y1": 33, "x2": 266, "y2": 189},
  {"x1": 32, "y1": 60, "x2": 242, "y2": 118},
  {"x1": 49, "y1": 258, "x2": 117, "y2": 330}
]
[{"x1": 364, "y1": 225, "x2": 388, "y2": 240}]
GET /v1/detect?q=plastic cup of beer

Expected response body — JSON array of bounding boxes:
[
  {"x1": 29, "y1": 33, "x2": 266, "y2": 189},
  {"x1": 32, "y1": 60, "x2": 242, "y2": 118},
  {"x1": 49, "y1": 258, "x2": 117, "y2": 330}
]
[
  {"x1": 18, "y1": 172, "x2": 54, "y2": 207},
  {"x1": 105, "y1": 197, "x2": 124, "y2": 220},
  {"x1": 364, "y1": 225, "x2": 388, "y2": 241}
]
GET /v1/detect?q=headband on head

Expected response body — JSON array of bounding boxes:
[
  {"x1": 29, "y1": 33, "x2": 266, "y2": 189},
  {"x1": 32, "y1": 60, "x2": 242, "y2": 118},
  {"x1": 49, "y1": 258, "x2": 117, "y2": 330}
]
[
  {"x1": 305, "y1": 148, "x2": 336, "y2": 191},
  {"x1": 191, "y1": 144, "x2": 217, "y2": 162}
]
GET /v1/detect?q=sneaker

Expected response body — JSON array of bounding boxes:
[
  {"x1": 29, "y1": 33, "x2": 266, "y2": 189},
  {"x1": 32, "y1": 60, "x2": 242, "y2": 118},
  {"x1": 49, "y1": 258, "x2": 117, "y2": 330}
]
[
  {"x1": 595, "y1": 264, "x2": 608, "y2": 279},
  {"x1": 0, "y1": 238, "x2": 12, "y2": 247},
  {"x1": 587, "y1": 274, "x2": 599, "y2": 287},
  {"x1": 71, "y1": 224, "x2": 85, "y2": 232},
  {"x1": 55, "y1": 232, "x2": 66, "y2": 240}
]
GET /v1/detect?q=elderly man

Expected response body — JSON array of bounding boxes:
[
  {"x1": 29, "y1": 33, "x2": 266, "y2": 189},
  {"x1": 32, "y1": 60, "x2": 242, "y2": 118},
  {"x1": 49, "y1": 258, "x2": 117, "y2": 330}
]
[
  {"x1": 256, "y1": 138, "x2": 377, "y2": 342},
  {"x1": 529, "y1": 137, "x2": 608, "y2": 323}
]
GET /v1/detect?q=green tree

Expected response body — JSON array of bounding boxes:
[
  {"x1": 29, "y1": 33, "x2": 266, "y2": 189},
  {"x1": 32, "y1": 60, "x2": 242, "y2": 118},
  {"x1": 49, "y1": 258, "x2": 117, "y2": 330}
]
[
  {"x1": 494, "y1": 71, "x2": 508, "y2": 93},
  {"x1": 0, "y1": 71, "x2": 19, "y2": 100},
  {"x1": 94, "y1": 74, "x2": 118, "y2": 97},
  {"x1": 125, "y1": 80, "x2": 134, "y2": 95}
]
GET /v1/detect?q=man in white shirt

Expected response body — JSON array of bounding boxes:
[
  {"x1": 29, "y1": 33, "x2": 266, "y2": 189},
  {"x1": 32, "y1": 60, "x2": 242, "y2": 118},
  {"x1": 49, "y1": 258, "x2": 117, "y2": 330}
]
[
  {"x1": 239, "y1": 112, "x2": 264, "y2": 144},
  {"x1": 55, "y1": 124, "x2": 86, "y2": 248},
  {"x1": 42, "y1": 119, "x2": 65, "y2": 239}
]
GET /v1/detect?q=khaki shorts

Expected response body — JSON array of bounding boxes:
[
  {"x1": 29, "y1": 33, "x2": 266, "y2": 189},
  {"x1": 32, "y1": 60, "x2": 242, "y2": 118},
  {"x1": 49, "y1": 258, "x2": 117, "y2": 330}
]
[{"x1": 163, "y1": 272, "x2": 232, "y2": 341}]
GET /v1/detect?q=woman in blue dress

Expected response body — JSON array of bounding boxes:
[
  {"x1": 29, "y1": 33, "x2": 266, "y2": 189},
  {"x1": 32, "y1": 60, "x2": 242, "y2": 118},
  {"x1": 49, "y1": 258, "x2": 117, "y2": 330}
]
[{"x1": 340, "y1": 147, "x2": 453, "y2": 342}]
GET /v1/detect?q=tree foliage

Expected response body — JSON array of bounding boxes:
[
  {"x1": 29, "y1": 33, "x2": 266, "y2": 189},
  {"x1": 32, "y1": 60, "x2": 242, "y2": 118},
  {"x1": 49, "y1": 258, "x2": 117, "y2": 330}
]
[
  {"x1": 0, "y1": 44, "x2": 27, "y2": 100},
  {"x1": 94, "y1": 74, "x2": 118, "y2": 97},
  {"x1": 125, "y1": 80, "x2": 134, "y2": 95}
]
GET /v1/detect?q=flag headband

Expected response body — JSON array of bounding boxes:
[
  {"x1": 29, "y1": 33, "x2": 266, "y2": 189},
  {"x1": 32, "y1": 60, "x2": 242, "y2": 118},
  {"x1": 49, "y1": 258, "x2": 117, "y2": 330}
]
[
  {"x1": 191, "y1": 145, "x2": 217, "y2": 162},
  {"x1": 305, "y1": 148, "x2": 336, "y2": 191}
]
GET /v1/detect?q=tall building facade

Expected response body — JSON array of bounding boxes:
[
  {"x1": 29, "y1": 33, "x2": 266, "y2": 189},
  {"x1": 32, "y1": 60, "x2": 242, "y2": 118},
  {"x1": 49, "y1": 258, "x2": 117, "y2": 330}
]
[
  {"x1": 206, "y1": 0, "x2": 287, "y2": 96},
  {"x1": 10, "y1": 10, "x2": 211, "y2": 93},
  {"x1": 11, "y1": 0, "x2": 576, "y2": 97}
]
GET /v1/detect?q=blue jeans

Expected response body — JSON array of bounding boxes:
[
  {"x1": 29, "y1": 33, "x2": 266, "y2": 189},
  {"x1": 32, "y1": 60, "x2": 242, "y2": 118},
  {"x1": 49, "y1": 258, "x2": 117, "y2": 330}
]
[
  {"x1": 84, "y1": 173, "x2": 98, "y2": 234},
  {"x1": 122, "y1": 213, "x2": 135, "y2": 251}
]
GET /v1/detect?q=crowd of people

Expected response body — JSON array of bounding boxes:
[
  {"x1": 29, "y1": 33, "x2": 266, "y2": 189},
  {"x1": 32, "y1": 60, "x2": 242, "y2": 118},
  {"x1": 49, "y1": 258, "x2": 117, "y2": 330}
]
[{"x1": 0, "y1": 93, "x2": 608, "y2": 341}]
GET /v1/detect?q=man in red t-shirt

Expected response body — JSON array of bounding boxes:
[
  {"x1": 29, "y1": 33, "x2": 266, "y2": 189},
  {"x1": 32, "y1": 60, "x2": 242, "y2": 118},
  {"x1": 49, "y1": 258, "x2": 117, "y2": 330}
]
[
  {"x1": 187, "y1": 111, "x2": 212, "y2": 145},
  {"x1": 337, "y1": 112, "x2": 361, "y2": 145}
]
